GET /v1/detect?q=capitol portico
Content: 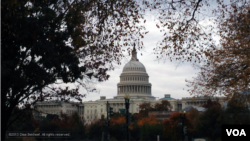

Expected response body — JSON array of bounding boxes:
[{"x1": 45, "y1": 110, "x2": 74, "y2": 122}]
[{"x1": 34, "y1": 45, "x2": 226, "y2": 124}]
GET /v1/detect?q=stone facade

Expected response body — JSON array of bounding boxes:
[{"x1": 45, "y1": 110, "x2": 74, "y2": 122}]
[{"x1": 33, "y1": 101, "x2": 84, "y2": 122}]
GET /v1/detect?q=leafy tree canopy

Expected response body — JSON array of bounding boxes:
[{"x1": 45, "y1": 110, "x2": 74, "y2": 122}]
[
  {"x1": 186, "y1": 3, "x2": 250, "y2": 101},
  {"x1": 138, "y1": 102, "x2": 153, "y2": 118},
  {"x1": 2, "y1": 0, "x2": 147, "y2": 140},
  {"x1": 140, "y1": 0, "x2": 250, "y2": 101},
  {"x1": 154, "y1": 100, "x2": 172, "y2": 111}
]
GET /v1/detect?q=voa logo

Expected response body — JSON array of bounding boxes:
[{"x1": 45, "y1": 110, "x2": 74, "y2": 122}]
[{"x1": 226, "y1": 129, "x2": 246, "y2": 136}]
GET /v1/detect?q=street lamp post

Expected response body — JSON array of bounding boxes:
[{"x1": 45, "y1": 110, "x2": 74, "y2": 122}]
[
  {"x1": 179, "y1": 111, "x2": 186, "y2": 141},
  {"x1": 124, "y1": 94, "x2": 130, "y2": 141}
]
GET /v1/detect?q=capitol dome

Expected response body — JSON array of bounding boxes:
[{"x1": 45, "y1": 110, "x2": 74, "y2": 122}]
[
  {"x1": 115, "y1": 45, "x2": 155, "y2": 100},
  {"x1": 122, "y1": 61, "x2": 146, "y2": 73}
]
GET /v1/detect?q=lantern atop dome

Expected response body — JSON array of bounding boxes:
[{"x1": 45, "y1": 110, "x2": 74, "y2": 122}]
[{"x1": 131, "y1": 43, "x2": 139, "y2": 61}]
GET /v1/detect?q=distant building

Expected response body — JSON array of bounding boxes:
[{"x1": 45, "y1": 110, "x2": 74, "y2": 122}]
[
  {"x1": 34, "y1": 45, "x2": 225, "y2": 123},
  {"x1": 181, "y1": 96, "x2": 226, "y2": 109},
  {"x1": 34, "y1": 101, "x2": 84, "y2": 122},
  {"x1": 181, "y1": 105, "x2": 206, "y2": 113}
]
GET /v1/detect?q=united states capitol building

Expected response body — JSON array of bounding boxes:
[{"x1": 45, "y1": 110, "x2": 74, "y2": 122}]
[{"x1": 34, "y1": 46, "x2": 225, "y2": 124}]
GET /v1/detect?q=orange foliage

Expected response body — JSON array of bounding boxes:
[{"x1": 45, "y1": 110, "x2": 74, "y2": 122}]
[
  {"x1": 162, "y1": 112, "x2": 180, "y2": 140},
  {"x1": 110, "y1": 115, "x2": 126, "y2": 125},
  {"x1": 128, "y1": 123, "x2": 134, "y2": 130},
  {"x1": 137, "y1": 115, "x2": 158, "y2": 126},
  {"x1": 186, "y1": 108, "x2": 200, "y2": 133},
  {"x1": 163, "y1": 112, "x2": 180, "y2": 128}
]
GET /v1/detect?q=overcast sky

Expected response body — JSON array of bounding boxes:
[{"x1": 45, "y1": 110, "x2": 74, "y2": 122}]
[{"x1": 82, "y1": 15, "x2": 200, "y2": 102}]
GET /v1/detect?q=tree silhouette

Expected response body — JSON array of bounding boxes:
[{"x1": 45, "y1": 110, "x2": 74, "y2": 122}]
[
  {"x1": 154, "y1": 100, "x2": 172, "y2": 111},
  {"x1": 2, "y1": 0, "x2": 147, "y2": 140},
  {"x1": 186, "y1": 3, "x2": 250, "y2": 101},
  {"x1": 137, "y1": 102, "x2": 153, "y2": 118}
]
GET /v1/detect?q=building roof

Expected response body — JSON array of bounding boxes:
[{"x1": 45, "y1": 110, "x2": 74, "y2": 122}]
[
  {"x1": 160, "y1": 94, "x2": 175, "y2": 100},
  {"x1": 122, "y1": 60, "x2": 147, "y2": 73},
  {"x1": 160, "y1": 97, "x2": 175, "y2": 100}
]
